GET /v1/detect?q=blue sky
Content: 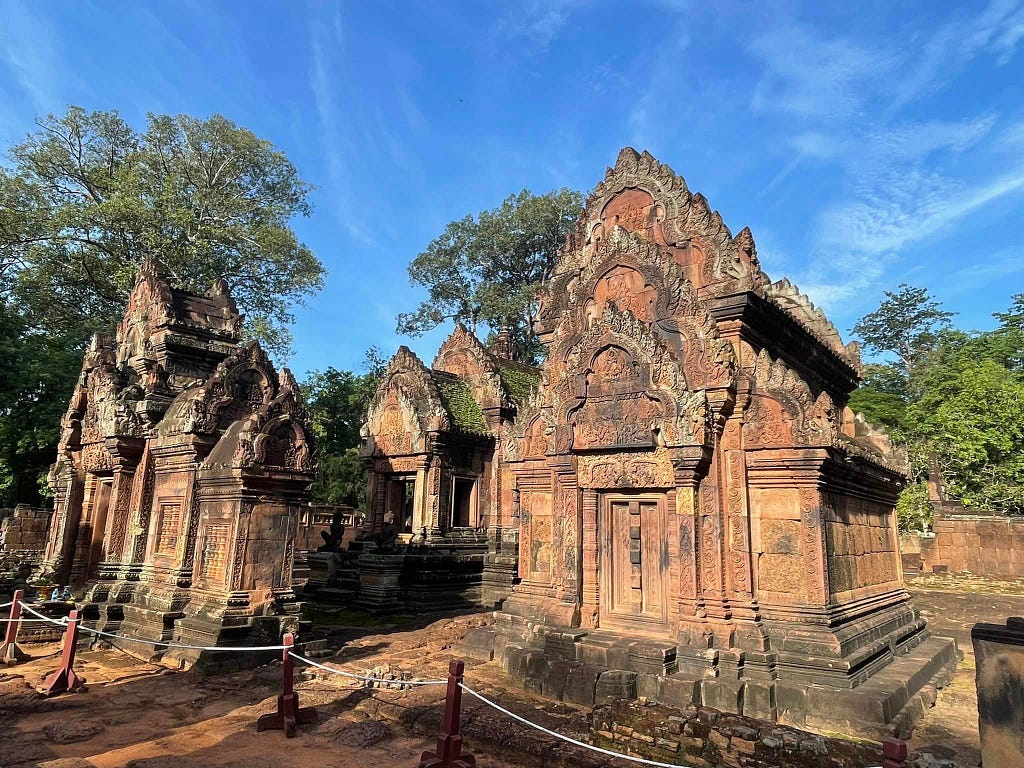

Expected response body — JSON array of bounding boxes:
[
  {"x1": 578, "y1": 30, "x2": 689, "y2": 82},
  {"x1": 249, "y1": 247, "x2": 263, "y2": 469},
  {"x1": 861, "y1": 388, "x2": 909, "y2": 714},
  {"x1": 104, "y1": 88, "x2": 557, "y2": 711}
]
[{"x1": 2, "y1": 0, "x2": 1023, "y2": 378}]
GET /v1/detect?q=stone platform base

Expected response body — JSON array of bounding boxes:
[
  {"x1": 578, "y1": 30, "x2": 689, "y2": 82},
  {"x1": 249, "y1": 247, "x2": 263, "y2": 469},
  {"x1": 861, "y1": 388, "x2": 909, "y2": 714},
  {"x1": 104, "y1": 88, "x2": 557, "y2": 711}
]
[
  {"x1": 302, "y1": 545, "x2": 516, "y2": 614},
  {"x1": 460, "y1": 621, "x2": 958, "y2": 740},
  {"x1": 81, "y1": 578, "x2": 300, "y2": 672},
  {"x1": 353, "y1": 550, "x2": 486, "y2": 613}
]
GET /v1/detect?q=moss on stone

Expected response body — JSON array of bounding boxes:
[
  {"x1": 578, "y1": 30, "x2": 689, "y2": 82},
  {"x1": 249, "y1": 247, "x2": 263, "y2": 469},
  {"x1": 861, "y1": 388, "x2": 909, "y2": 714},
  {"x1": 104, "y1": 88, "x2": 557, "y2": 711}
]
[
  {"x1": 494, "y1": 359, "x2": 540, "y2": 406},
  {"x1": 433, "y1": 373, "x2": 489, "y2": 434}
]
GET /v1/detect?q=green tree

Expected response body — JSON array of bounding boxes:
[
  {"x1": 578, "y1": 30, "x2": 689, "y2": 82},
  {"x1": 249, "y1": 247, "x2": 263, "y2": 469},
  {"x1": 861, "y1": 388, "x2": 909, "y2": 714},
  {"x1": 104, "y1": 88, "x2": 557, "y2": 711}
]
[
  {"x1": 846, "y1": 362, "x2": 909, "y2": 438},
  {"x1": 397, "y1": 187, "x2": 583, "y2": 362},
  {"x1": 852, "y1": 284, "x2": 954, "y2": 377},
  {"x1": 302, "y1": 349, "x2": 387, "y2": 508},
  {"x1": 0, "y1": 106, "x2": 324, "y2": 505},
  {"x1": 0, "y1": 307, "x2": 81, "y2": 504},
  {"x1": 1, "y1": 107, "x2": 324, "y2": 357},
  {"x1": 851, "y1": 289, "x2": 1024, "y2": 521}
]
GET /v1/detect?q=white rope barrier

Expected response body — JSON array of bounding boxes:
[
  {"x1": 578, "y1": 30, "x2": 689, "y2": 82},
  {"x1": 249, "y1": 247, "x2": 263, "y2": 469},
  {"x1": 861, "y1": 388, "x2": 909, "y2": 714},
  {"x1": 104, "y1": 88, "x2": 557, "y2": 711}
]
[
  {"x1": 80, "y1": 624, "x2": 289, "y2": 652},
  {"x1": 459, "y1": 682, "x2": 694, "y2": 768},
  {"x1": 6, "y1": 600, "x2": 888, "y2": 767},
  {"x1": 0, "y1": 601, "x2": 12, "y2": 610},
  {"x1": 17, "y1": 601, "x2": 287, "y2": 652},
  {"x1": 289, "y1": 651, "x2": 448, "y2": 686},
  {"x1": 17, "y1": 601, "x2": 70, "y2": 625}
]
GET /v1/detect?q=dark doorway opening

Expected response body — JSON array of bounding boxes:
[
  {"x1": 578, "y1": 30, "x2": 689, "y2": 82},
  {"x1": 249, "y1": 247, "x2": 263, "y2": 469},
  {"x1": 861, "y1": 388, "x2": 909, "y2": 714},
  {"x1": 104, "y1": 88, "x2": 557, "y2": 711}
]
[{"x1": 452, "y1": 477, "x2": 476, "y2": 528}]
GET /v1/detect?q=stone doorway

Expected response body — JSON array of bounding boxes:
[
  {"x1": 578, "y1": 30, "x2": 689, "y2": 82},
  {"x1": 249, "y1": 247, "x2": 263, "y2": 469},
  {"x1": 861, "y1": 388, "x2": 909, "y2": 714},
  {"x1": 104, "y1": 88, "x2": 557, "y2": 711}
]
[
  {"x1": 386, "y1": 476, "x2": 417, "y2": 533},
  {"x1": 598, "y1": 492, "x2": 669, "y2": 633}
]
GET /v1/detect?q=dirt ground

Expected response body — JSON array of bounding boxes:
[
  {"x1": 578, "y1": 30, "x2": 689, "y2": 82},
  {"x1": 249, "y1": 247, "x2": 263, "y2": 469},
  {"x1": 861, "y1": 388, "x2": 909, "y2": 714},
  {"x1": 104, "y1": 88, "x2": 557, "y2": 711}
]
[
  {"x1": 1, "y1": 575, "x2": 1019, "y2": 768},
  {"x1": 905, "y1": 573, "x2": 1024, "y2": 768}
]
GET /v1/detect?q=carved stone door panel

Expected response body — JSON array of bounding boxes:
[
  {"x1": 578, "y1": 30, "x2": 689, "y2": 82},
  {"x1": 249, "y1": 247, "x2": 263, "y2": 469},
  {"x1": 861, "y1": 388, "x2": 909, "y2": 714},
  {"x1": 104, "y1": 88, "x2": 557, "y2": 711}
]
[{"x1": 599, "y1": 494, "x2": 668, "y2": 632}]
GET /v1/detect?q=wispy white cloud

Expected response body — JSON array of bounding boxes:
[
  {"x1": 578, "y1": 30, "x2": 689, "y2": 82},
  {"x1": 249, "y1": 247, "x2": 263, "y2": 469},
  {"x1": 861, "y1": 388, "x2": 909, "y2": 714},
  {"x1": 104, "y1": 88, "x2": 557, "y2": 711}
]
[
  {"x1": 493, "y1": 0, "x2": 578, "y2": 50},
  {"x1": 308, "y1": 10, "x2": 378, "y2": 247},
  {"x1": 0, "y1": 1, "x2": 63, "y2": 114},
  {"x1": 750, "y1": 26, "x2": 894, "y2": 121},
  {"x1": 744, "y1": 0, "x2": 1024, "y2": 317}
]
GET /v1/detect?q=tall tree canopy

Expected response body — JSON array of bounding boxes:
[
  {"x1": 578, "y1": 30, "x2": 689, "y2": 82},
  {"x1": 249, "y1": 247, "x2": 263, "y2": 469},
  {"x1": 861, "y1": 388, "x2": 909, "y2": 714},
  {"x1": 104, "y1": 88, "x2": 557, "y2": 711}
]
[
  {"x1": 850, "y1": 288, "x2": 1024, "y2": 525},
  {"x1": 397, "y1": 187, "x2": 583, "y2": 362},
  {"x1": 302, "y1": 349, "x2": 387, "y2": 508},
  {"x1": 1, "y1": 106, "x2": 324, "y2": 356},
  {"x1": 851, "y1": 284, "x2": 955, "y2": 377},
  {"x1": 0, "y1": 106, "x2": 324, "y2": 505}
]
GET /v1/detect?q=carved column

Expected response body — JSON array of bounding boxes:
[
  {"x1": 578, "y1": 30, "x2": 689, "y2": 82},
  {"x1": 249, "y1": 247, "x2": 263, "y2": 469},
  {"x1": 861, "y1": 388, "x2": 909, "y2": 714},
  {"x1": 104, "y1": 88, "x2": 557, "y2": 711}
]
[
  {"x1": 799, "y1": 486, "x2": 829, "y2": 607},
  {"x1": 43, "y1": 463, "x2": 84, "y2": 584},
  {"x1": 673, "y1": 457, "x2": 705, "y2": 645},
  {"x1": 128, "y1": 448, "x2": 156, "y2": 567},
  {"x1": 173, "y1": 472, "x2": 201, "y2": 587},
  {"x1": 554, "y1": 477, "x2": 580, "y2": 606},
  {"x1": 97, "y1": 438, "x2": 144, "y2": 579},
  {"x1": 721, "y1": 407, "x2": 760, "y2": 621},
  {"x1": 580, "y1": 488, "x2": 599, "y2": 628},
  {"x1": 429, "y1": 453, "x2": 444, "y2": 537}
]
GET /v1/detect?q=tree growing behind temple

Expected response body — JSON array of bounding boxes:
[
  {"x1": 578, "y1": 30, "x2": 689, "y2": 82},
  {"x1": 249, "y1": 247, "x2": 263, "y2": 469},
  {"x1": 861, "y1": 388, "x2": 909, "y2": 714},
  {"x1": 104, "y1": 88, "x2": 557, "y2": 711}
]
[
  {"x1": 0, "y1": 106, "x2": 324, "y2": 505},
  {"x1": 397, "y1": 188, "x2": 584, "y2": 363},
  {"x1": 850, "y1": 287, "x2": 1024, "y2": 525},
  {"x1": 302, "y1": 349, "x2": 387, "y2": 508},
  {"x1": 1, "y1": 107, "x2": 324, "y2": 357}
]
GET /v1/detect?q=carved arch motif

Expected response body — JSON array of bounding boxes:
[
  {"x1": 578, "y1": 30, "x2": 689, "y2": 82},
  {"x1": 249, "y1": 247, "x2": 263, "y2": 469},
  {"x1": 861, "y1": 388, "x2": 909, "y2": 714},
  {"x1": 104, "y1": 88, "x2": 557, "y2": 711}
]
[
  {"x1": 216, "y1": 368, "x2": 317, "y2": 473},
  {"x1": 433, "y1": 324, "x2": 507, "y2": 411},
  {"x1": 363, "y1": 346, "x2": 451, "y2": 456},
  {"x1": 580, "y1": 148, "x2": 769, "y2": 296},
  {"x1": 560, "y1": 307, "x2": 710, "y2": 448},
  {"x1": 742, "y1": 350, "x2": 839, "y2": 447}
]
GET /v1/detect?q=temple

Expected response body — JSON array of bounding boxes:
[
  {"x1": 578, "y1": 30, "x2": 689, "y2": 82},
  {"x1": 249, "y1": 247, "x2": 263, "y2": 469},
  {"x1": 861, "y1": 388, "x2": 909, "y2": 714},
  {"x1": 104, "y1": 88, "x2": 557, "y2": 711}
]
[
  {"x1": 42, "y1": 259, "x2": 316, "y2": 665},
  {"x1": 322, "y1": 326, "x2": 537, "y2": 612},
  {"x1": 459, "y1": 148, "x2": 957, "y2": 736}
]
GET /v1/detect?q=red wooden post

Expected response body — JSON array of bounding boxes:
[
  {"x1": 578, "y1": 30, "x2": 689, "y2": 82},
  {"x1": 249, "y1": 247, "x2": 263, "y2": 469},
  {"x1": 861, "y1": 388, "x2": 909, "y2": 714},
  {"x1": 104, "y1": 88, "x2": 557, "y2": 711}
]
[
  {"x1": 882, "y1": 737, "x2": 909, "y2": 768},
  {"x1": 38, "y1": 609, "x2": 86, "y2": 696},
  {"x1": 256, "y1": 633, "x2": 317, "y2": 737},
  {"x1": 418, "y1": 660, "x2": 476, "y2": 768},
  {"x1": 1, "y1": 589, "x2": 28, "y2": 665}
]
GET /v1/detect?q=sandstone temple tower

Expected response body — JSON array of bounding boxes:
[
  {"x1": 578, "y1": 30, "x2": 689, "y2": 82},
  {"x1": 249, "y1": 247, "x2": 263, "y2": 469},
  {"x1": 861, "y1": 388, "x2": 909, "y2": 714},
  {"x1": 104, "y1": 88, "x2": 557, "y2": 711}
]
[
  {"x1": 463, "y1": 148, "x2": 956, "y2": 736},
  {"x1": 355, "y1": 326, "x2": 538, "y2": 609},
  {"x1": 43, "y1": 258, "x2": 316, "y2": 663}
]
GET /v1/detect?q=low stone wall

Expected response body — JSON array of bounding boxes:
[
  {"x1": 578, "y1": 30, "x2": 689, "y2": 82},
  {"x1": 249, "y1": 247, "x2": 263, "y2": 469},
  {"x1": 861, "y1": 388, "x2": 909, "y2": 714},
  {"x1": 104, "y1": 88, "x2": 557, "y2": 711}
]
[
  {"x1": 0, "y1": 505, "x2": 51, "y2": 554},
  {"x1": 592, "y1": 699, "x2": 885, "y2": 768},
  {"x1": 904, "y1": 514, "x2": 1024, "y2": 578},
  {"x1": 295, "y1": 503, "x2": 358, "y2": 552}
]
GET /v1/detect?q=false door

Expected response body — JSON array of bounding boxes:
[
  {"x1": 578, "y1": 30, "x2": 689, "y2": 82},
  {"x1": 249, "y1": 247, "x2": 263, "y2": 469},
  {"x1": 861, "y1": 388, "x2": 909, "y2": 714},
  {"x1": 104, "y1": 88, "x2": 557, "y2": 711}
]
[{"x1": 599, "y1": 493, "x2": 669, "y2": 632}]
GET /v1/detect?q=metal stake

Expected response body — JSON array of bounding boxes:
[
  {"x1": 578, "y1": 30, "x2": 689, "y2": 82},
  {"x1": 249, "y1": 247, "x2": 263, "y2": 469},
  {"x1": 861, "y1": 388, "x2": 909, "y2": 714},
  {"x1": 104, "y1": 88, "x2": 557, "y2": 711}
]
[
  {"x1": 1, "y1": 590, "x2": 27, "y2": 665},
  {"x1": 38, "y1": 608, "x2": 86, "y2": 696}
]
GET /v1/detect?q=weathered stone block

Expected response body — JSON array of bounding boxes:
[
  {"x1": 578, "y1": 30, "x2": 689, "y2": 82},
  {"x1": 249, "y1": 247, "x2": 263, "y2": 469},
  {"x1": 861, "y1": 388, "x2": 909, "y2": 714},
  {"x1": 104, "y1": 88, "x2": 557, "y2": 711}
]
[{"x1": 972, "y1": 616, "x2": 1024, "y2": 768}]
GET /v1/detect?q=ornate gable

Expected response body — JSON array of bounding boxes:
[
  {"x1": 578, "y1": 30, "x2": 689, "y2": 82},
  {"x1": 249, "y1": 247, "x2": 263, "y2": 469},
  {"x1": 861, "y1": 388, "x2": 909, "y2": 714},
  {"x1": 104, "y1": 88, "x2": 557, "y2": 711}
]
[
  {"x1": 561, "y1": 306, "x2": 711, "y2": 450},
  {"x1": 743, "y1": 349, "x2": 839, "y2": 448},
  {"x1": 363, "y1": 346, "x2": 451, "y2": 456},
  {"x1": 572, "y1": 147, "x2": 770, "y2": 298},
  {"x1": 205, "y1": 368, "x2": 316, "y2": 474},
  {"x1": 433, "y1": 324, "x2": 509, "y2": 412},
  {"x1": 115, "y1": 256, "x2": 176, "y2": 369},
  {"x1": 157, "y1": 341, "x2": 277, "y2": 437}
]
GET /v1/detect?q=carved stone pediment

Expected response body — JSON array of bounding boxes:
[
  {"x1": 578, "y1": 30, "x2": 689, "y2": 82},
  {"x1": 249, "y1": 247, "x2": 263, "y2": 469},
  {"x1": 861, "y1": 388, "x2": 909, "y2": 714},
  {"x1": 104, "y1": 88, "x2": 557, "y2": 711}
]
[
  {"x1": 743, "y1": 349, "x2": 839, "y2": 448},
  {"x1": 159, "y1": 341, "x2": 277, "y2": 437},
  {"x1": 433, "y1": 324, "x2": 510, "y2": 411},
  {"x1": 363, "y1": 346, "x2": 450, "y2": 456}
]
